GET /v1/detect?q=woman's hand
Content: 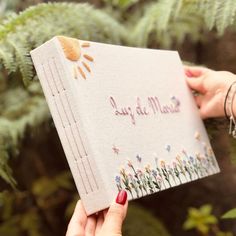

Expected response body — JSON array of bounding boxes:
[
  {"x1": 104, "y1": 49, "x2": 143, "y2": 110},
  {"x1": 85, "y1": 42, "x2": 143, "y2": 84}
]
[
  {"x1": 66, "y1": 190, "x2": 128, "y2": 236},
  {"x1": 185, "y1": 66, "x2": 236, "y2": 119}
]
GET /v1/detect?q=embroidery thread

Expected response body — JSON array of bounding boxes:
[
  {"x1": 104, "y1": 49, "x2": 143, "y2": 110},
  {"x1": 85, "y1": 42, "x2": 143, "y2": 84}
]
[{"x1": 115, "y1": 140, "x2": 218, "y2": 198}]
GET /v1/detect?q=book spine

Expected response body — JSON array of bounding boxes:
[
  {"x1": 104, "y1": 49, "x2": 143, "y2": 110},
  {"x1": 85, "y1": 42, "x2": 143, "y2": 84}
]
[{"x1": 30, "y1": 38, "x2": 110, "y2": 215}]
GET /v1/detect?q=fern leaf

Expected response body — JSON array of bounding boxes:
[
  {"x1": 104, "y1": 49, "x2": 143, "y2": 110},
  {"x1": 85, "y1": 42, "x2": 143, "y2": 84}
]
[
  {"x1": 155, "y1": 0, "x2": 176, "y2": 31},
  {"x1": 204, "y1": 0, "x2": 221, "y2": 30},
  {"x1": 0, "y1": 3, "x2": 126, "y2": 85},
  {"x1": 0, "y1": 84, "x2": 51, "y2": 186},
  {"x1": 0, "y1": 44, "x2": 15, "y2": 72},
  {"x1": 215, "y1": 0, "x2": 236, "y2": 35},
  {"x1": 132, "y1": 0, "x2": 203, "y2": 47},
  {"x1": 132, "y1": 0, "x2": 177, "y2": 46},
  {"x1": 173, "y1": 0, "x2": 183, "y2": 19},
  {"x1": 0, "y1": 153, "x2": 16, "y2": 187},
  {"x1": 7, "y1": 38, "x2": 33, "y2": 85}
]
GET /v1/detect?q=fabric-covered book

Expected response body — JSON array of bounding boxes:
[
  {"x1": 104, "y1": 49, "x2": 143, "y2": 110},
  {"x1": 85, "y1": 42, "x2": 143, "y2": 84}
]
[{"x1": 30, "y1": 36, "x2": 220, "y2": 215}]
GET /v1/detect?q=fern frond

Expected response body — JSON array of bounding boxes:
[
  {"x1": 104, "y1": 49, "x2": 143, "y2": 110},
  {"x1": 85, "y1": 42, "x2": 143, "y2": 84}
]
[
  {"x1": 131, "y1": 0, "x2": 236, "y2": 47},
  {"x1": 0, "y1": 151, "x2": 16, "y2": 187},
  {"x1": 0, "y1": 84, "x2": 50, "y2": 186},
  {"x1": 215, "y1": 0, "x2": 236, "y2": 35},
  {"x1": 154, "y1": 0, "x2": 176, "y2": 31},
  {"x1": 0, "y1": 44, "x2": 15, "y2": 72},
  {"x1": 0, "y1": 3, "x2": 126, "y2": 85},
  {"x1": 167, "y1": 12, "x2": 204, "y2": 46},
  {"x1": 204, "y1": 0, "x2": 221, "y2": 30},
  {"x1": 131, "y1": 0, "x2": 179, "y2": 47},
  {"x1": 7, "y1": 37, "x2": 33, "y2": 85},
  {"x1": 173, "y1": 0, "x2": 183, "y2": 19},
  {"x1": 198, "y1": 0, "x2": 236, "y2": 34},
  {"x1": 131, "y1": 0, "x2": 204, "y2": 47}
]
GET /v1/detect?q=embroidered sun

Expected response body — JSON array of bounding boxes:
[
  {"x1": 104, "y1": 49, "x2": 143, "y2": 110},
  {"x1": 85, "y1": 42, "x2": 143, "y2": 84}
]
[{"x1": 57, "y1": 36, "x2": 94, "y2": 80}]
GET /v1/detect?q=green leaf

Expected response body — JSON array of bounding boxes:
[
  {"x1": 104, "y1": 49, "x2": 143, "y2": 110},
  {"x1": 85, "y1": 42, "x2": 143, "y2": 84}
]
[
  {"x1": 183, "y1": 218, "x2": 195, "y2": 230},
  {"x1": 204, "y1": 215, "x2": 218, "y2": 224},
  {"x1": 222, "y1": 208, "x2": 236, "y2": 219},
  {"x1": 0, "y1": 2, "x2": 127, "y2": 84},
  {"x1": 204, "y1": 0, "x2": 221, "y2": 30},
  {"x1": 189, "y1": 207, "x2": 201, "y2": 218},
  {"x1": 183, "y1": 204, "x2": 218, "y2": 234},
  {"x1": 198, "y1": 223, "x2": 209, "y2": 235},
  {"x1": 200, "y1": 204, "x2": 212, "y2": 215}
]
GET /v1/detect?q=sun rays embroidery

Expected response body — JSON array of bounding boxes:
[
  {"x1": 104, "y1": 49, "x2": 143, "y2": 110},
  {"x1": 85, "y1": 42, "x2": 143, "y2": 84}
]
[{"x1": 57, "y1": 36, "x2": 94, "y2": 80}]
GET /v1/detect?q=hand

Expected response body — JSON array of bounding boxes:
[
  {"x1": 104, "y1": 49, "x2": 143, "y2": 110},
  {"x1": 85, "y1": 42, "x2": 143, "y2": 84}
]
[
  {"x1": 185, "y1": 66, "x2": 236, "y2": 119},
  {"x1": 66, "y1": 190, "x2": 128, "y2": 236}
]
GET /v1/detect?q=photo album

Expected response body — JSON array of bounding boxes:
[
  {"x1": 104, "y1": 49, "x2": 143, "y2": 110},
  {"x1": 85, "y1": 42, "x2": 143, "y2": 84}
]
[{"x1": 31, "y1": 36, "x2": 220, "y2": 215}]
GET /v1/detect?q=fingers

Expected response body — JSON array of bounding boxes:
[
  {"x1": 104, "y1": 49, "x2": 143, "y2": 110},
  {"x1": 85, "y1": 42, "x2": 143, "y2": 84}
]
[
  {"x1": 95, "y1": 211, "x2": 104, "y2": 235},
  {"x1": 199, "y1": 96, "x2": 223, "y2": 119},
  {"x1": 194, "y1": 95, "x2": 216, "y2": 119},
  {"x1": 186, "y1": 75, "x2": 207, "y2": 93},
  {"x1": 102, "y1": 190, "x2": 128, "y2": 235},
  {"x1": 66, "y1": 192, "x2": 128, "y2": 236},
  {"x1": 184, "y1": 66, "x2": 203, "y2": 78},
  {"x1": 184, "y1": 66, "x2": 211, "y2": 93},
  {"x1": 199, "y1": 109, "x2": 208, "y2": 119},
  {"x1": 85, "y1": 215, "x2": 96, "y2": 236},
  {"x1": 184, "y1": 66, "x2": 210, "y2": 77},
  {"x1": 103, "y1": 209, "x2": 108, "y2": 219},
  {"x1": 66, "y1": 200, "x2": 87, "y2": 236},
  {"x1": 194, "y1": 94, "x2": 203, "y2": 108}
]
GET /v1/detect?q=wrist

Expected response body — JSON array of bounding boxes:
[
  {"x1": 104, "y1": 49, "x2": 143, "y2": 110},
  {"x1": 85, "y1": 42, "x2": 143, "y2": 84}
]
[
  {"x1": 224, "y1": 81, "x2": 236, "y2": 137},
  {"x1": 224, "y1": 81, "x2": 236, "y2": 119}
]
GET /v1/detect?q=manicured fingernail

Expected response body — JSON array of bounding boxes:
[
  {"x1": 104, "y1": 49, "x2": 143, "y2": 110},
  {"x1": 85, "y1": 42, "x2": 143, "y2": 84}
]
[{"x1": 116, "y1": 190, "x2": 127, "y2": 205}]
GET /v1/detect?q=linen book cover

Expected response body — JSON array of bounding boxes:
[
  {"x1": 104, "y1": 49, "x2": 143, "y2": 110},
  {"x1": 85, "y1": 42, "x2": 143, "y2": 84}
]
[{"x1": 30, "y1": 36, "x2": 220, "y2": 215}]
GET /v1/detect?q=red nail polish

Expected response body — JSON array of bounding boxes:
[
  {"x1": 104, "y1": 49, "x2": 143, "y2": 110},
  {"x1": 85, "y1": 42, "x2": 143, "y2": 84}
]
[{"x1": 116, "y1": 190, "x2": 127, "y2": 205}]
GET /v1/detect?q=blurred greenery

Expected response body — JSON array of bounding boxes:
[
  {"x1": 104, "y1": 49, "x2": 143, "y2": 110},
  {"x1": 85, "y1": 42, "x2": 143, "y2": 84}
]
[
  {"x1": 183, "y1": 205, "x2": 218, "y2": 235},
  {"x1": 1, "y1": 0, "x2": 236, "y2": 235},
  {"x1": 123, "y1": 204, "x2": 170, "y2": 236},
  {"x1": 222, "y1": 208, "x2": 236, "y2": 220},
  {"x1": 183, "y1": 205, "x2": 233, "y2": 236}
]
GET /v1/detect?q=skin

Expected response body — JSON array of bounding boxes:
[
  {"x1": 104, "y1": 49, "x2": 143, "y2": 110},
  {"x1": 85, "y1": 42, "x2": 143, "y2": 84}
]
[
  {"x1": 185, "y1": 66, "x2": 236, "y2": 119},
  {"x1": 66, "y1": 66, "x2": 236, "y2": 236},
  {"x1": 66, "y1": 199, "x2": 128, "y2": 236}
]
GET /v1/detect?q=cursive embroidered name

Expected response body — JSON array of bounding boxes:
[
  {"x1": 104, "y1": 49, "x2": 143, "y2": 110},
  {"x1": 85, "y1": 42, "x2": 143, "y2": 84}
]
[{"x1": 109, "y1": 96, "x2": 180, "y2": 125}]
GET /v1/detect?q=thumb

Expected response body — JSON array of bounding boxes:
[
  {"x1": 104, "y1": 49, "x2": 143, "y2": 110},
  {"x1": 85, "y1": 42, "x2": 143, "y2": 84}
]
[
  {"x1": 186, "y1": 75, "x2": 206, "y2": 93},
  {"x1": 102, "y1": 190, "x2": 128, "y2": 235},
  {"x1": 184, "y1": 66, "x2": 209, "y2": 78}
]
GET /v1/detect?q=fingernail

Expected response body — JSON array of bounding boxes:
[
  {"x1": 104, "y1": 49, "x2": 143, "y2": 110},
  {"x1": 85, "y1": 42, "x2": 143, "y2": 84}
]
[
  {"x1": 185, "y1": 69, "x2": 193, "y2": 77},
  {"x1": 116, "y1": 190, "x2": 127, "y2": 205}
]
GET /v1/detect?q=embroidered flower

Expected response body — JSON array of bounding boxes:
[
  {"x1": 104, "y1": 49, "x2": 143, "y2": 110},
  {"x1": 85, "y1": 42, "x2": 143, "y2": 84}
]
[
  {"x1": 194, "y1": 131, "x2": 201, "y2": 140},
  {"x1": 127, "y1": 159, "x2": 133, "y2": 168},
  {"x1": 152, "y1": 170, "x2": 158, "y2": 177},
  {"x1": 172, "y1": 161, "x2": 177, "y2": 168},
  {"x1": 196, "y1": 152, "x2": 201, "y2": 161},
  {"x1": 128, "y1": 172, "x2": 133, "y2": 179},
  {"x1": 182, "y1": 149, "x2": 187, "y2": 156},
  {"x1": 136, "y1": 168, "x2": 143, "y2": 175},
  {"x1": 207, "y1": 147, "x2": 214, "y2": 156},
  {"x1": 119, "y1": 167, "x2": 126, "y2": 175},
  {"x1": 171, "y1": 96, "x2": 180, "y2": 107},
  {"x1": 115, "y1": 176, "x2": 121, "y2": 184},
  {"x1": 145, "y1": 164, "x2": 151, "y2": 172},
  {"x1": 136, "y1": 155, "x2": 142, "y2": 163},
  {"x1": 160, "y1": 160, "x2": 166, "y2": 168},
  {"x1": 189, "y1": 156, "x2": 194, "y2": 163},
  {"x1": 165, "y1": 144, "x2": 171, "y2": 152},
  {"x1": 176, "y1": 155, "x2": 181, "y2": 162}
]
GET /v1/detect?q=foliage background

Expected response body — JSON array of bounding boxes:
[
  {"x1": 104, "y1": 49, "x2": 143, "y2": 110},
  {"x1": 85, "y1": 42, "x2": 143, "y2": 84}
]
[{"x1": 1, "y1": 0, "x2": 236, "y2": 235}]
